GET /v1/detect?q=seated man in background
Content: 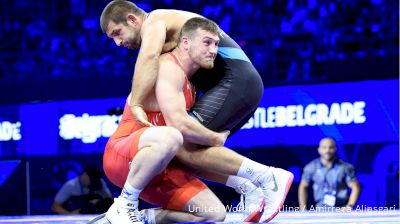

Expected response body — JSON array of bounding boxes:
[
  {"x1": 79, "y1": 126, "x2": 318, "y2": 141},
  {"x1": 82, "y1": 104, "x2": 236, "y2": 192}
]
[
  {"x1": 51, "y1": 165, "x2": 113, "y2": 214},
  {"x1": 298, "y1": 137, "x2": 361, "y2": 211}
]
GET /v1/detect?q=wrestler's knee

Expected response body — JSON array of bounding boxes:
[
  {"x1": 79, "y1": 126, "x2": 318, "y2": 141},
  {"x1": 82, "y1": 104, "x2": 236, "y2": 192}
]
[
  {"x1": 197, "y1": 203, "x2": 226, "y2": 222},
  {"x1": 153, "y1": 127, "x2": 183, "y2": 156}
]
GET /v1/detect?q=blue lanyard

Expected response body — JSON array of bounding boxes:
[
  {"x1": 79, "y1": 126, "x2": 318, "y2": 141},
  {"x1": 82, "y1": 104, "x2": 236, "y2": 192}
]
[{"x1": 318, "y1": 160, "x2": 338, "y2": 193}]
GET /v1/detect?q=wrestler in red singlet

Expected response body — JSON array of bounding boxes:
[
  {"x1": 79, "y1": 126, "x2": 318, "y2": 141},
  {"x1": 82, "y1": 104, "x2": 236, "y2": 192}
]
[{"x1": 103, "y1": 53, "x2": 205, "y2": 211}]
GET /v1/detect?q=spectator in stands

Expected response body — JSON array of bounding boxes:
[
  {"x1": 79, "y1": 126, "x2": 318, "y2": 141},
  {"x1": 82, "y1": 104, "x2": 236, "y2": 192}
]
[
  {"x1": 51, "y1": 165, "x2": 113, "y2": 214},
  {"x1": 298, "y1": 137, "x2": 361, "y2": 210}
]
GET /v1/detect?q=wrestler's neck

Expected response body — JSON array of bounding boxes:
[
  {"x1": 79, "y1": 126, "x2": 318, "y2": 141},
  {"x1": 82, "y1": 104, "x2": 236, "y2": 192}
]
[
  {"x1": 138, "y1": 12, "x2": 150, "y2": 29},
  {"x1": 172, "y1": 47, "x2": 200, "y2": 77},
  {"x1": 143, "y1": 12, "x2": 149, "y2": 22}
]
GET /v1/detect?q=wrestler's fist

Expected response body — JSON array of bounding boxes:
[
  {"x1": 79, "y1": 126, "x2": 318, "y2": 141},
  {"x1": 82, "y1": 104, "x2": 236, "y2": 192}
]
[
  {"x1": 130, "y1": 105, "x2": 153, "y2": 127},
  {"x1": 215, "y1": 130, "x2": 230, "y2": 146}
]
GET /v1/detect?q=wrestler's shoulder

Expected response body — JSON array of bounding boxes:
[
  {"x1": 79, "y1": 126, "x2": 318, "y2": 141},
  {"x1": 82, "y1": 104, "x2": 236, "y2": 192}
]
[
  {"x1": 149, "y1": 9, "x2": 199, "y2": 16},
  {"x1": 146, "y1": 9, "x2": 176, "y2": 21},
  {"x1": 159, "y1": 54, "x2": 178, "y2": 65},
  {"x1": 147, "y1": 9, "x2": 200, "y2": 23}
]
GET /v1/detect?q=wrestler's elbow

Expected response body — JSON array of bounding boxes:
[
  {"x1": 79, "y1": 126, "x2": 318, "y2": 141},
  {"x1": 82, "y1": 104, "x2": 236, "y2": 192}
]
[{"x1": 139, "y1": 50, "x2": 160, "y2": 62}]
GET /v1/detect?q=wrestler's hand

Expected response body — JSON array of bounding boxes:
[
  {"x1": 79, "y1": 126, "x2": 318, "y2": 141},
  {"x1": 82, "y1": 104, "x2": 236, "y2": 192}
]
[
  {"x1": 130, "y1": 105, "x2": 153, "y2": 127},
  {"x1": 215, "y1": 130, "x2": 230, "y2": 146}
]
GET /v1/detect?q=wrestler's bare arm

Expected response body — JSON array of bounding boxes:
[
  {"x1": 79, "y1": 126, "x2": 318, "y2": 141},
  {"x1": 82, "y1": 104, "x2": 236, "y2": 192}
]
[
  {"x1": 155, "y1": 58, "x2": 225, "y2": 146},
  {"x1": 129, "y1": 20, "x2": 167, "y2": 118}
]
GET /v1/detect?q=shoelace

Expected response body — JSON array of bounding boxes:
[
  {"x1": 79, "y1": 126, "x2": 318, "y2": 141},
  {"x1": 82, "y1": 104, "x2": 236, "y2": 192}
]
[
  {"x1": 238, "y1": 183, "x2": 248, "y2": 195},
  {"x1": 126, "y1": 209, "x2": 142, "y2": 222},
  {"x1": 238, "y1": 194, "x2": 245, "y2": 213},
  {"x1": 139, "y1": 210, "x2": 148, "y2": 224}
]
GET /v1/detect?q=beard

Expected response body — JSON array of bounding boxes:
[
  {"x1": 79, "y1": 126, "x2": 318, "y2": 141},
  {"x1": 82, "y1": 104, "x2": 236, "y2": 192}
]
[
  {"x1": 124, "y1": 28, "x2": 141, "y2": 50},
  {"x1": 189, "y1": 49, "x2": 215, "y2": 69},
  {"x1": 200, "y1": 60, "x2": 214, "y2": 69},
  {"x1": 124, "y1": 37, "x2": 140, "y2": 50}
]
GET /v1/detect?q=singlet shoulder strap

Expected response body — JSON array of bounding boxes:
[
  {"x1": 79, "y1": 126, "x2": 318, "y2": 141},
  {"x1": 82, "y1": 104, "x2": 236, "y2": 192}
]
[
  {"x1": 166, "y1": 52, "x2": 191, "y2": 86},
  {"x1": 167, "y1": 52, "x2": 185, "y2": 71}
]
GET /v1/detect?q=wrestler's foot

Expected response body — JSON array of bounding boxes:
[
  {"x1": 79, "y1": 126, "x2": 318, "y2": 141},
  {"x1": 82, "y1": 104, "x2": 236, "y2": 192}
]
[
  {"x1": 87, "y1": 213, "x2": 110, "y2": 224},
  {"x1": 105, "y1": 197, "x2": 143, "y2": 224},
  {"x1": 257, "y1": 167, "x2": 293, "y2": 223},
  {"x1": 242, "y1": 197, "x2": 266, "y2": 222},
  {"x1": 237, "y1": 183, "x2": 265, "y2": 221}
]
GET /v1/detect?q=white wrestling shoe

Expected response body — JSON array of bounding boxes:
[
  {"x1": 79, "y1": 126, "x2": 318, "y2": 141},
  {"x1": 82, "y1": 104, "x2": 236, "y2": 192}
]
[
  {"x1": 257, "y1": 167, "x2": 294, "y2": 223},
  {"x1": 105, "y1": 197, "x2": 143, "y2": 224},
  {"x1": 87, "y1": 213, "x2": 110, "y2": 224},
  {"x1": 139, "y1": 209, "x2": 156, "y2": 224},
  {"x1": 238, "y1": 186, "x2": 265, "y2": 221}
]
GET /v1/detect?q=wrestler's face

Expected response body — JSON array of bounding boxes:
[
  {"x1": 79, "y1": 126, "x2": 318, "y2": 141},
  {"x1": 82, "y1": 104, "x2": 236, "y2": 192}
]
[
  {"x1": 318, "y1": 138, "x2": 337, "y2": 162},
  {"x1": 188, "y1": 29, "x2": 219, "y2": 69},
  {"x1": 106, "y1": 20, "x2": 141, "y2": 50}
]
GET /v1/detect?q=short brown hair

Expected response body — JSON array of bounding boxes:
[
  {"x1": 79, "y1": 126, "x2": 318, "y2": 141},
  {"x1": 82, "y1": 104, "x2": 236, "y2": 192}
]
[
  {"x1": 179, "y1": 17, "x2": 220, "y2": 40},
  {"x1": 100, "y1": 0, "x2": 145, "y2": 33}
]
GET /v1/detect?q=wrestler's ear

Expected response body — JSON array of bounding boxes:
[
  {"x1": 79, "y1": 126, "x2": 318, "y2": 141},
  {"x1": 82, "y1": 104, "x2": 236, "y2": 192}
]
[
  {"x1": 181, "y1": 36, "x2": 191, "y2": 50},
  {"x1": 126, "y1": 14, "x2": 138, "y2": 26}
]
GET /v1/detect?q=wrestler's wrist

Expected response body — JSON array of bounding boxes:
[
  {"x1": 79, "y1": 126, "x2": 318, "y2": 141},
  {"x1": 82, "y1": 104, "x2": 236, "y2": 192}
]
[{"x1": 214, "y1": 132, "x2": 224, "y2": 146}]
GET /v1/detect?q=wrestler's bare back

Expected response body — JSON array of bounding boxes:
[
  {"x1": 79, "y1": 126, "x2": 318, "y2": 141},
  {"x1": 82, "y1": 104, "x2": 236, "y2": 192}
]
[{"x1": 142, "y1": 9, "x2": 203, "y2": 53}]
